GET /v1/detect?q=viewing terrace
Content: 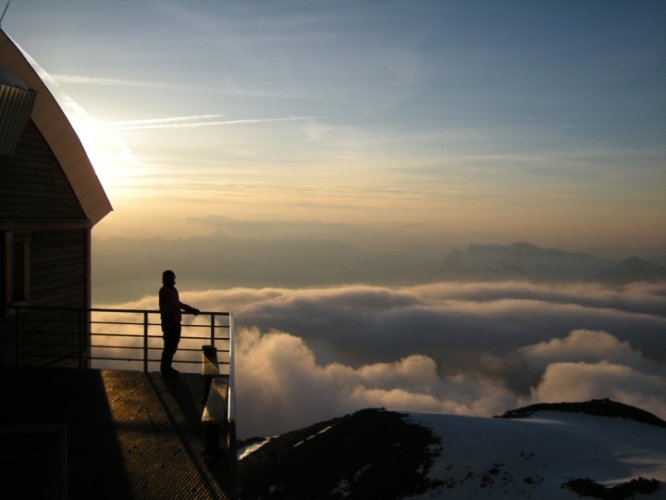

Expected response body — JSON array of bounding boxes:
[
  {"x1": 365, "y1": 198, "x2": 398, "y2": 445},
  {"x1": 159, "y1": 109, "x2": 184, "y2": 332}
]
[{"x1": 1, "y1": 306, "x2": 237, "y2": 500}]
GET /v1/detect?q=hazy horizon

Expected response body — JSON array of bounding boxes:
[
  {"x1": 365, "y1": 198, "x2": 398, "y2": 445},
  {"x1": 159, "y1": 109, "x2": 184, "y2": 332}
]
[{"x1": 91, "y1": 224, "x2": 665, "y2": 305}]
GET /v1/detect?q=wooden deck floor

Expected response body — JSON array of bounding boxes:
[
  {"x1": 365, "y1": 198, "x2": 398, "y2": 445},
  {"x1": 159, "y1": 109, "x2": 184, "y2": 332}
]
[{"x1": 0, "y1": 367, "x2": 235, "y2": 499}]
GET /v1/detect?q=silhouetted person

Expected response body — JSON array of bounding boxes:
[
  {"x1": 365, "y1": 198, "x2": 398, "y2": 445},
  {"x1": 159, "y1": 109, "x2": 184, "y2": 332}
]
[{"x1": 159, "y1": 270, "x2": 200, "y2": 376}]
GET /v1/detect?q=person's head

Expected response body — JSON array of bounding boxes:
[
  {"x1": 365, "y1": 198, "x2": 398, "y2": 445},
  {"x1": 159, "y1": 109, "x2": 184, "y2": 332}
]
[{"x1": 162, "y1": 270, "x2": 176, "y2": 286}]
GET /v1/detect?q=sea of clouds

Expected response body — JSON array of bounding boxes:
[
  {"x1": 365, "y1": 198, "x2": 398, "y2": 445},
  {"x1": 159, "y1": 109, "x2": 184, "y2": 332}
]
[{"x1": 101, "y1": 280, "x2": 666, "y2": 438}]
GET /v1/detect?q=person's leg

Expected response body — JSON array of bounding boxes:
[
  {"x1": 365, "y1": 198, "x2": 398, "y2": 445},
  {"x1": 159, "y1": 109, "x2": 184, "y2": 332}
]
[{"x1": 161, "y1": 323, "x2": 181, "y2": 373}]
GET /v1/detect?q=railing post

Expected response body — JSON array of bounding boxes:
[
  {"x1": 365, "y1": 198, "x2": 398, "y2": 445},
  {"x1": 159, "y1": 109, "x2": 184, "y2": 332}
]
[
  {"x1": 143, "y1": 312, "x2": 149, "y2": 373},
  {"x1": 210, "y1": 313, "x2": 216, "y2": 348},
  {"x1": 78, "y1": 309, "x2": 85, "y2": 369},
  {"x1": 14, "y1": 307, "x2": 20, "y2": 366},
  {"x1": 227, "y1": 313, "x2": 236, "y2": 423}
]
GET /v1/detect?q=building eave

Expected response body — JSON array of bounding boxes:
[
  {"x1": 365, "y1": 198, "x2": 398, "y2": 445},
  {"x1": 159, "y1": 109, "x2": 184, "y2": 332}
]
[{"x1": 0, "y1": 29, "x2": 113, "y2": 227}]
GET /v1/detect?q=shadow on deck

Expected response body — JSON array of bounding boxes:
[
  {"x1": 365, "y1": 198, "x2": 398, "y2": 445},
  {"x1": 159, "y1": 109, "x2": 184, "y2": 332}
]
[{"x1": 0, "y1": 366, "x2": 236, "y2": 499}]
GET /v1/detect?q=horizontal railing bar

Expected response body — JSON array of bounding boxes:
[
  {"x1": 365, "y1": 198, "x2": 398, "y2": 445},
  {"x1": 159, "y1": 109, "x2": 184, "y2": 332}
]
[
  {"x1": 19, "y1": 327, "x2": 229, "y2": 335},
  {"x1": 91, "y1": 333, "x2": 161, "y2": 339},
  {"x1": 92, "y1": 331, "x2": 229, "y2": 339},
  {"x1": 19, "y1": 349, "x2": 228, "y2": 361},
  {"x1": 18, "y1": 323, "x2": 83, "y2": 328},
  {"x1": 15, "y1": 305, "x2": 231, "y2": 316},
  {"x1": 19, "y1": 342, "x2": 80, "y2": 348},
  {"x1": 90, "y1": 322, "x2": 228, "y2": 329},
  {"x1": 90, "y1": 336, "x2": 229, "y2": 344},
  {"x1": 88, "y1": 344, "x2": 230, "y2": 354},
  {"x1": 17, "y1": 331, "x2": 80, "y2": 336},
  {"x1": 84, "y1": 357, "x2": 206, "y2": 365},
  {"x1": 16, "y1": 342, "x2": 230, "y2": 350},
  {"x1": 89, "y1": 331, "x2": 225, "y2": 338},
  {"x1": 91, "y1": 321, "x2": 156, "y2": 327},
  {"x1": 17, "y1": 352, "x2": 214, "y2": 365},
  {"x1": 90, "y1": 345, "x2": 155, "y2": 351},
  {"x1": 19, "y1": 353, "x2": 91, "y2": 360}
]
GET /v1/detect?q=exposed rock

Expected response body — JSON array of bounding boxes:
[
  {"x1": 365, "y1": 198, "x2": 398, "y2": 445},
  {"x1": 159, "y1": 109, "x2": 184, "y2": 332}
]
[
  {"x1": 497, "y1": 398, "x2": 666, "y2": 428},
  {"x1": 562, "y1": 477, "x2": 661, "y2": 499},
  {"x1": 238, "y1": 408, "x2": 442, "y2": 499}
]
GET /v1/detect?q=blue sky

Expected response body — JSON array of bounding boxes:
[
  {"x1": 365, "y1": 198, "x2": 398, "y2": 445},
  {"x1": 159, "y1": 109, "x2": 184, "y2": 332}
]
[{"x1": 5, "y1": 0, "x2": 665, "y2": 254}]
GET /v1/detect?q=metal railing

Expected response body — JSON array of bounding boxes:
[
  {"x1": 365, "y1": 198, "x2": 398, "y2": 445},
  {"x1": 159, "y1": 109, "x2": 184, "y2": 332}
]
[{"x1": 12, "y1": 305, "x2": 236, "y2": 422}]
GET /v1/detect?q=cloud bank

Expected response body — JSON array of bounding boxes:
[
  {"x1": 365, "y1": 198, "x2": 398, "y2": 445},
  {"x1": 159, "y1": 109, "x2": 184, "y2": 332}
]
[{"x1": 102, "y1": 281, "x2": 666, "y2": 438}]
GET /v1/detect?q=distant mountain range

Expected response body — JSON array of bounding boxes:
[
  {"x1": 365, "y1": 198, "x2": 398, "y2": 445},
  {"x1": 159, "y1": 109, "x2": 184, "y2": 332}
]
[
  {"x1": 437, "y1": 242, "x2": 666, "y2": 285},
  {"x1": 237, "y1": 400, "x2": 665, "y2": 499},
  {"x1": 590, "y1": 255, "x2": 666, "y2": 285}
]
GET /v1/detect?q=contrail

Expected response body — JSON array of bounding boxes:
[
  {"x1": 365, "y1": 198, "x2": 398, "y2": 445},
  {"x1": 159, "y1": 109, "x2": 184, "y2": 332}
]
[
  {"x1": 52, "y1": 73, "x2": 283, "y2": 97},
  {"x1": 104, "y1": 115, "x2": 315, "y2": 130},
  {"x1": 103, "y1": 115, "x2": 225, "y2": 128},
  {"x1": 51, "y1": 74, "x2": 195, "y2": 90}
]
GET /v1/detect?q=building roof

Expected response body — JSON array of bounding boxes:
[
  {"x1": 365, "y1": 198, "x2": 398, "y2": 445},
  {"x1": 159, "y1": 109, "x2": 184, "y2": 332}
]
[
  {"x1": 0, "y1": 69, "x2": 35, "y2": 156},
  {"x1": 0, "y1": 29, "x2": 112, "y2": 226}
]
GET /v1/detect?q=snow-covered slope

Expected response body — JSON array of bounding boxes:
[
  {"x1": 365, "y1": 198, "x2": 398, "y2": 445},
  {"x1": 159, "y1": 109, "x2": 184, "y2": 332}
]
[
  {"x1": 409, "y1": 410, "x2": 666, "y2": 499},
  {"x1": 238, "y1": 402, "x2": 666, "y2": 499}
]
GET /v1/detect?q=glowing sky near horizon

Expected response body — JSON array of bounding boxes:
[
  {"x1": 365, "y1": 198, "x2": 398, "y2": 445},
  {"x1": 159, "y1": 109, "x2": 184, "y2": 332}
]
[{"x1": 5, "y1": 0, "x2": 665, "y2": 254}]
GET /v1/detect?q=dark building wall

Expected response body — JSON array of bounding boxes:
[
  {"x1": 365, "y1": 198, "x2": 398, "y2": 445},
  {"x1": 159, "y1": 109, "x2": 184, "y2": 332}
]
[
  {"x1": 1, "y1": 119, "x2": 91, "y2": 366},
  {"x1": 25, "y1": 229, "x2": 88, "y2": 366},
  {"x1": 31, "y1": 229, "x2": 88, "y2": 307},
  {"x1": 0, "y1": 119, "x2": 86, "y2": 220}
]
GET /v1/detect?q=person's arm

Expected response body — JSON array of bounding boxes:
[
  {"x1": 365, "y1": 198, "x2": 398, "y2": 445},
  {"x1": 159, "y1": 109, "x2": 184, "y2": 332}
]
[{"x1": 180, "y1": 302, "x2": 200, "y2": 315}]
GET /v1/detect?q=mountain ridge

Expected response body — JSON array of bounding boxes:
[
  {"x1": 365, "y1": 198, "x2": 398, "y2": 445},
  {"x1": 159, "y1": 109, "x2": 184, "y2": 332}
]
[
  {"x1": 497, "y1": 398, "x2": 666, "y2": 428},
  {"x1": 438, "y1": 242, "x2": 666, "y2": 285},
  {"x1": 238, "y1": 400, "x2": 666, "y2": 499},
  {"x1": 590, "y1": 256, "x2": 666, "y2": 285}
]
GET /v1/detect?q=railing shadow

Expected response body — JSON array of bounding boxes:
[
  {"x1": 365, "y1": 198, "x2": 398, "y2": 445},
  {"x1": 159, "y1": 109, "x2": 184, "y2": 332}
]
[{"x1": 146, "y1": 372, "x2": 232, "y2": 499}]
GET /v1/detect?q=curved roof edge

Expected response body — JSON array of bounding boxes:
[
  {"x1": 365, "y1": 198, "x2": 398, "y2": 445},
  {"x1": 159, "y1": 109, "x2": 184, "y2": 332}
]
[{"x1": 0, "y1": 29, "x2": 113, "y2": 226}]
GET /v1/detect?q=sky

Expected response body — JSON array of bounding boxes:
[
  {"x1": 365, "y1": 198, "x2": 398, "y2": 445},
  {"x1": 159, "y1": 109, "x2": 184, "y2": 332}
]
[
  {"x1": 4, "y1": 1, "x2": 666, "y2": 438},
  {"x1": 5, "y1": 0, "x2": 666, "y2": 256}
]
